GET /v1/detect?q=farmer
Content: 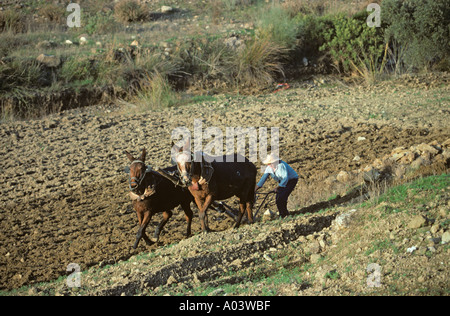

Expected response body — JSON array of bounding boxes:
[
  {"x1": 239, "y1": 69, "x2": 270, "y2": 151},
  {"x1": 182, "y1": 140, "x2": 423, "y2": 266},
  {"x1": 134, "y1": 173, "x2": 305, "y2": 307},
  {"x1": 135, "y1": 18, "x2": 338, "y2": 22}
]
[{"x1": 255, "y1": 153, "x2": 298, "y2": 218}]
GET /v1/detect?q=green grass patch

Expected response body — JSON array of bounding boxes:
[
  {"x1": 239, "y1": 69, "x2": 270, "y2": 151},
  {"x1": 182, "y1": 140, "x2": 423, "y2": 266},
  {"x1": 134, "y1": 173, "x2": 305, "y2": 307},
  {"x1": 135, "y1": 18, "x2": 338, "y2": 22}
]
[{"x1": 378, "y1": 174, "x2": 449, "y2": 205}]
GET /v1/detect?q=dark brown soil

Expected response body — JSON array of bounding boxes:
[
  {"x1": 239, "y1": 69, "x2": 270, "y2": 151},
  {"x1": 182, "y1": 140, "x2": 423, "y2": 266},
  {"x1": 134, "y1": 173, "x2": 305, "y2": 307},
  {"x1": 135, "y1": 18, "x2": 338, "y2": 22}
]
[{"x1": 0, "y1": 74, "x2": 449, "y2": 291}]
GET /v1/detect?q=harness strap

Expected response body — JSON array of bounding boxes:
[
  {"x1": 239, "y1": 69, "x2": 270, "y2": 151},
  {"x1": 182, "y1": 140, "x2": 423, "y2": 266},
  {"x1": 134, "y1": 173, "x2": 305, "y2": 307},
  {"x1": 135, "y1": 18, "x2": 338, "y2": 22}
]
[{"x1": 195, "y1": 152, "x2": 214, "y2": 185}]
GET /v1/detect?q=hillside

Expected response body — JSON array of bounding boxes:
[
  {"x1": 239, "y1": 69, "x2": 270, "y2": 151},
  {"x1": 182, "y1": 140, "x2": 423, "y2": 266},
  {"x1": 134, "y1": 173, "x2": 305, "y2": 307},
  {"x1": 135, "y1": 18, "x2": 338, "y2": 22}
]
[{"x1": 1, "y1": 74, "x2": 449, "y2": 295}]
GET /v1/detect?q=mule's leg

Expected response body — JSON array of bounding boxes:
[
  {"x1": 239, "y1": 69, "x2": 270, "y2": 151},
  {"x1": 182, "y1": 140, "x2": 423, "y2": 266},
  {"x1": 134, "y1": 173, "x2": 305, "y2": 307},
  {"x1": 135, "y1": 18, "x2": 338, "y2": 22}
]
[
  {"x1": 152, "y1": 210, "x2": 173, "y2": 243},
  {"x1": 246, "y1": 201, "x2": 254, "y2": 224},
  {"x1": 234, "y1": 202, "x2": 246, "y2": 229},
  {"x1": 133, "y1": 210, "x2": 143, "y2": 248},
  {"x1": 181, "y1": 203, "x2": 193, "y2": 238},
  {"x1": 195, "y1": 195, "x2": 213, "y2": 233},
  {"x1": 134, "y1": 211, "x2": 153, "y2": 249}
]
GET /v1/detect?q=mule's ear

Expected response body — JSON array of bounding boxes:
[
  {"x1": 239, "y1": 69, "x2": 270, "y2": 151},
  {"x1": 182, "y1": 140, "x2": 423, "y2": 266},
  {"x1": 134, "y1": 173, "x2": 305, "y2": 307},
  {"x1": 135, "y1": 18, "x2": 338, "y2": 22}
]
[
  {"x1": 171, "y1": 140, "x2": 182, "y2": 153},
  {"x1": 183, "y1": 137, "x2": 191, "y2": 152},
  {"x1": 124, "y1": 150, "x2": 135, "y2": 162},
  {"x1": 139, "y1": 148, "x2": 146, "y2": 163}
]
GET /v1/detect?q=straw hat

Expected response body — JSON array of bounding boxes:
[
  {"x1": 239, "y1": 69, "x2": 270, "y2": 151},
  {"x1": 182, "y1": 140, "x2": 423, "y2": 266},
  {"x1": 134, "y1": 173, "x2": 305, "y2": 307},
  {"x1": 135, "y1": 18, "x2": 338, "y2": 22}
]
[{"x1": 262, "y1": 153, "x2": 280, "y2": 165}]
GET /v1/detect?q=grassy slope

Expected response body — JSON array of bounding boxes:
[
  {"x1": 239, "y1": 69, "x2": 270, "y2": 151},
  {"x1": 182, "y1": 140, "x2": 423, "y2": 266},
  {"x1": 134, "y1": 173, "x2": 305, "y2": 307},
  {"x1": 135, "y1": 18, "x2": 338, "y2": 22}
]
[{"x1": 3, "y1": 173, "x2": 448, "y2": 296}]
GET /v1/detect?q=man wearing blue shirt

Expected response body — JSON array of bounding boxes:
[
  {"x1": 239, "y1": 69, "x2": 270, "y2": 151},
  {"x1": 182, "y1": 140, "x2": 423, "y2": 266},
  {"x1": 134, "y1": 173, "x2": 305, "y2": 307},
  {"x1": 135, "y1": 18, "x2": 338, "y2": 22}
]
[{"x1": 255, "y1": 153, "x2": 299, "y2": 218}]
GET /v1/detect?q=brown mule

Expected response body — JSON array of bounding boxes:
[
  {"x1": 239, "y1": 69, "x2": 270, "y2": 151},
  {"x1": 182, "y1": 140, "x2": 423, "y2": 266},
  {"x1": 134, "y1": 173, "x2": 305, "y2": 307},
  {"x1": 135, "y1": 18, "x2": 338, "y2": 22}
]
[
  {"x1": 172, "y1": 142, "x2": 257, "y2": 233},
  {"x1": 125, "y1": 148, "x2": 194, "y2": 248}
]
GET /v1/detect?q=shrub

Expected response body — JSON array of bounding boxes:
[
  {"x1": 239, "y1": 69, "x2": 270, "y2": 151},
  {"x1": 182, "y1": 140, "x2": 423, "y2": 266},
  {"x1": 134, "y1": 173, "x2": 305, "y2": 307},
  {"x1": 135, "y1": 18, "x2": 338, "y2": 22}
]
[
  {"x1": 177, "y1": 38, "x2": 234, "y2": 86},
  {"x1": 382, "y1": 0, "x2": 450, "y2": 71},
  {"x1": 85, "y1": 12, "x2": 119, "y2": 35},
  {"x1": 233, "y1": 36, "x2": 287, "y2": 88},
  {"x1": 320, "y1": 12, "x2": 386, "y2": 76},
  {"x1": 0, "y1": 59, "x2": 42, "y2": 92},
  {"x1": 132, "y1": 72, "x2": 179, "y2": 109},
  {"x1": 114, "y1": 0, "x2": 148, "y2": 24},
  {"x1": 0, "y1": 9, "x2": 26, "y2": 33},
  {"x1": 39, "y1": 3, "x2": 65, "y2": 23},
  {"x1": 60, "y1": 56, "x2": 94, "y2": 84},
  {"x1": 222, "y1": 0, "x2": 257, "y2": 11},
  {"x1": 294, "y1": 13, "x2": 332, "y2": 58},
  {"x1": 256, "y1": 5, "x2": 299, "y2": 49}
]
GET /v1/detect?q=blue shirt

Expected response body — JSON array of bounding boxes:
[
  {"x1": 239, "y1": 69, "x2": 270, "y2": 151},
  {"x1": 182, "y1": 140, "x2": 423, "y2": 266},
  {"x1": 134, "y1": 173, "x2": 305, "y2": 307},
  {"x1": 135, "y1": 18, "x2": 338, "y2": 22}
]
[{"x1": 257, "y1": 160, "x2": 298, "y2": 188}]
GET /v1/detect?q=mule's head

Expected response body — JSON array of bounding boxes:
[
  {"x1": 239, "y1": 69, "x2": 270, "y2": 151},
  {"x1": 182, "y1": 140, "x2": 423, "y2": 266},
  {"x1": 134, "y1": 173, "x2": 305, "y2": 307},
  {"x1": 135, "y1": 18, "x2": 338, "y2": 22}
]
[
  {"x1": 171, "y1": 140, "x2": 194, "y2": 186},
  {"x1": 125, "y1": 148, "x2": 147, "y2": 192}
]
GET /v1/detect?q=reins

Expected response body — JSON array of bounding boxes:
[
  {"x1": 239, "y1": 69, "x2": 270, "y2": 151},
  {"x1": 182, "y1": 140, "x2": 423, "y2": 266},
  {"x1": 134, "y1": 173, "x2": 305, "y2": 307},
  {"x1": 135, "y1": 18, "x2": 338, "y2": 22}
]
[
  {"x1": 254, "y1": 191, "x2": 276, "y2": 219},
  {"x1": 174, "y1": 151, "x2": 214, "y2": 186}
]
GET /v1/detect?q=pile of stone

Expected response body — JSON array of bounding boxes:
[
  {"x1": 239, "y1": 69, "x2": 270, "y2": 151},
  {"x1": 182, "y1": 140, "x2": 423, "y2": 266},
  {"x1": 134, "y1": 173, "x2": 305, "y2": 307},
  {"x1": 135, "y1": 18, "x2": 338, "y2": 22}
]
[
  {"x1": 334, "y1": 139, "x2": 450, "y2": 186},
  {"x1": 363, "y1": 138, "x2": 450, "y2": 181}
]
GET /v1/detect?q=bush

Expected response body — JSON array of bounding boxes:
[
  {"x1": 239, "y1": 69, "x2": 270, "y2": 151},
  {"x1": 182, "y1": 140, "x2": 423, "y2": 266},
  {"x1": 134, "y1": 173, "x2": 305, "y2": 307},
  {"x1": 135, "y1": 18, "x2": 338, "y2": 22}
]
[
  {"x1": 132, "y1": 72, "x2": 179, "y2": 109},
  {"x1": 0, "y1": 59, "x2": 42, "y2": 92},
  {"x1": 85, "y1": 12, "x2": 119, "y2": 35},
  {"x1": 320, "y1": 12, "x2": 386, "y2": 76},
  {"x1": 39, "y1": 3, "x2": 65, "y2": 23},
  {"x1": 60, "y1": 56, "x2": 94, "y2": 84},
  {"x1": 233, "y1": 36, "x2": 287, "y2": 88},
  {"x1": 0, "y1": 9, "x2": 26, "y2": 33},
  {"x1": 221, "y1": 0, "x2": 257, "y2": 11},
  {"x1": 114, "y1": 0, "x2": 148, "y2": 24},
  {"x1": 382, "y1": 0, "x2": 450, "y2": 71},
  {"x1": 256, "y1": 5, "x2": 299, "y2": 49},
  {"x1": 294, "y1": 13, "x2": 332, "y2": 58}
]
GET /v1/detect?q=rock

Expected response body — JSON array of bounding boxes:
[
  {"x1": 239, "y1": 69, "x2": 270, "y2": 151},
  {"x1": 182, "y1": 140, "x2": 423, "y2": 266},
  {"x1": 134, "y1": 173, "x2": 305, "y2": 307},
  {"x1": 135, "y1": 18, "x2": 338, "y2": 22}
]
[
  {"x1": 441, "y1": 231, "x2": 450, "y2": 244},
  {"x1": 408, "y1": 215, "x2": 427, "y2": 229},
  {"x1": 79, "y1": 36, "x2": 87, "y2": 45},
  {"x1": 65, "y1": 40, "x2": 73, "y2": 45},
  {"x1": 262, "y1": 209, "x2": 275, "y2": 222},
  {"x1": 324, "y1": 175, "x2": 336, "y2": 185},
  {"x1": 441, "y1": 138, "x2": 450, "y2": 149},
  {"x1": 161, "y1": 6, "x2": 173, "y2": 13},
  {"x1": 230, "y1": 258, "x2": 242, "y2": 267},
  {"x1": 336, "y1": 171, "x2": 350, "y2": 183},
  {"x1": 166, "y1": 275, "x2": 177, "y2": 286},
  {"x1": 28, "y1": 287, "x2": 38, "y2": 295},
  {"x1": 363, "y1": 168, "x2": 380, "y2": 182},
  {"x1": 416, "y1": 143, "x2": 439, "y2": 156},
  {"x1": 12, "y1": 273, "x2": 22, "y2": 280},
  {"x1": 36, "y1": 54, "x2": 61, "y2": 68},
  {"x1": 410, "y1": 157, "x2": 426, "y2": 170},
  {"x1": 334, "y1": 209, "x2": 357, "y2": 230},
  {"x1": 430, "y1": 224, "x2": 440, "y2": 234},
  {"x1": 36, "y1": 40, "x2": 57, "y2": 50},
  {"x1": 357, "y1": 136, "x2": 366, "y2": 142},
  {"x1": 306, "y1": 240, "x2": 321, "y2": 254},
  {"x1": 310, "y1": 254, "x2": 322, "y2": 264},
  {"x1": 130, "y1": 40, "x2": 139, "y2": 47},
  {"x1": 302, "y1": 57, "x2": 308, "y2": 66},
  {"x1": 208, "y1": 288, "x2": 225, "y2": 296},
  {"x1": 263, "y1": 254, "x2": 273, "y2": 262},
  {"x1": 399, "y1": 151, "x2": 416, "y2": 164},
  {"x1": 224, "y1": 36, "x2": 245, "y2": 52}
]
